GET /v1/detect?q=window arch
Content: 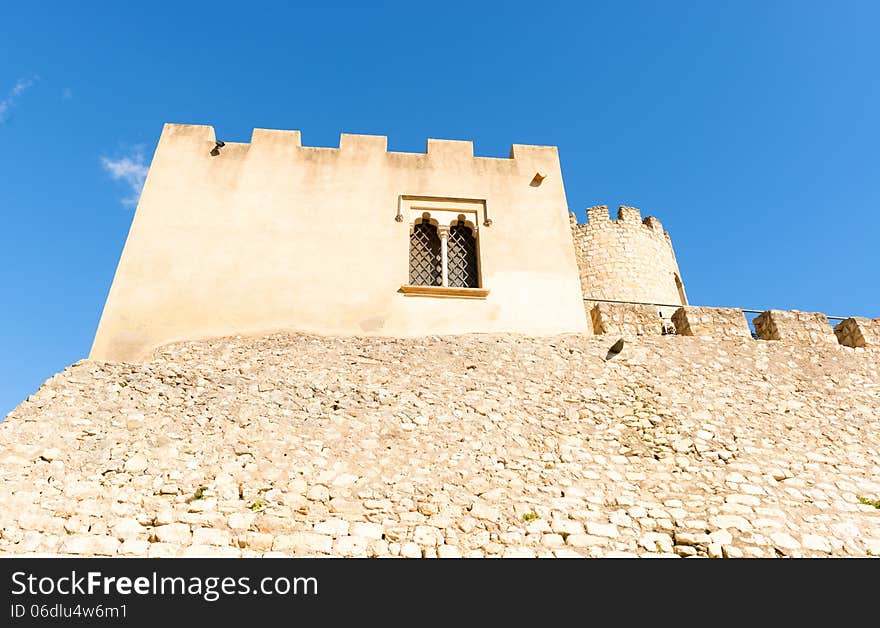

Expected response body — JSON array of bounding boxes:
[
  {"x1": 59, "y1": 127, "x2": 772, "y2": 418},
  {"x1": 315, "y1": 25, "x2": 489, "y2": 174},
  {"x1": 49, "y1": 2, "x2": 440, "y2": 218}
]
[
  {"x1": 447, "y1": 220, "x2": 478, "y2": 288},
  {"x1": 409, "y1": 220, "x2": 442, "y2": 286}
]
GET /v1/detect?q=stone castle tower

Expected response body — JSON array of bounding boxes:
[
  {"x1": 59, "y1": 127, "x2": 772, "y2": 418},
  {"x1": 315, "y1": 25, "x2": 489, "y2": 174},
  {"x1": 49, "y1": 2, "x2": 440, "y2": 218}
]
[
  {"x1": 570, "y1": 205, "x2": 687, "y2": 319},
  {"x1": 90, "y1": 123, "x2": 688, "y2": 362}
]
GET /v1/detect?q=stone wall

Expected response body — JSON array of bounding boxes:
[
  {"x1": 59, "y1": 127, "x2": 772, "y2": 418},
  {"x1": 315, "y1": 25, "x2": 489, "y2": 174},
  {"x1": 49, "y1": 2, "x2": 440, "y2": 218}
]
[
  {"x1": 2, "y1": 331, "x2": 879, "y2": 558},
  {"x1": 570, "y1": 206, "x2": 687, "y2": 319},
  {"x1": 672, "y1": 307, "x2": 752, "y2": 340},
  {"x1": 753, "y1": 310, "x2": 837, "y2": 344},
  {"x1": 834, "y1": 317, "x2": 880, "y2": 348},
  {"x1": 590, "y1": 302, "x2": 663, "y2": 336}
]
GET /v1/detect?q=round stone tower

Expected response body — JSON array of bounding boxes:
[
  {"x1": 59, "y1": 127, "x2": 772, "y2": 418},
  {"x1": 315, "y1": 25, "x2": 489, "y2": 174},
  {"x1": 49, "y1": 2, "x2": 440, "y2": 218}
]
[{"x1": 570, "y1": 205, "x2": 687, "y2": 318}]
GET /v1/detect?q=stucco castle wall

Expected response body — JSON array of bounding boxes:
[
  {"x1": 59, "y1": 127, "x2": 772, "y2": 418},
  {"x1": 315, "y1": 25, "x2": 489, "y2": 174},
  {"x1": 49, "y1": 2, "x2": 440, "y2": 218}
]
[
  {"x1": 91, "y1": 124, "x2": 590, "y2": 362},
  {"x1": 570, "y1": 206, "x2": 687, "y2": 319}
]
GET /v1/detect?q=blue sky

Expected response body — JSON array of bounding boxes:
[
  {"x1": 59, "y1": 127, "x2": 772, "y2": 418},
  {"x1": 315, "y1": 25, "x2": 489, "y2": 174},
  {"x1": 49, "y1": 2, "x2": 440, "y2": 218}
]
[{"x1": 1, "y1": 1, "x2": 878, "y2": 416}]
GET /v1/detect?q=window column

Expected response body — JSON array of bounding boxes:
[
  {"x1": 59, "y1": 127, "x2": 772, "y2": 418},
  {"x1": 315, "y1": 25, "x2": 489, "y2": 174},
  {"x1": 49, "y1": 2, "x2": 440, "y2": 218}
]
[{"x1": 438, "y1": 226, "x2": 449, "y2": 287}]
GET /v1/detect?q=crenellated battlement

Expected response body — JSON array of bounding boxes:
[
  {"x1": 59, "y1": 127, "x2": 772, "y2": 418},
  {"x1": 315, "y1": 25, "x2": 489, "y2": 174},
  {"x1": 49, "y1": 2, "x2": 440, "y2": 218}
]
[
  {"x1": 577, "y1": 205, "x2": 668, "y2": 239},
  {"x1": 588, "y1": 305, "x2": 880, "y2": 351},
  {"x1": 156, "y1": 123, "x2": 560, "y2": 169}
]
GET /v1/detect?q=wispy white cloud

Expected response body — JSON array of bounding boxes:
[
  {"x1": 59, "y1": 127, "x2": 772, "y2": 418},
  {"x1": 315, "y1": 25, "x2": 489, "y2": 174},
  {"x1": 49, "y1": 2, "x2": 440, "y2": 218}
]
[
  {"x1": 101, "y1": 146, "x2": 149, "y2": 207},
  {"x1": 61, "y1": 87, "x2": 73, "y2": 101},
  {"x1": 0, "y1": 75, "x2": 39, "y2": 123}
]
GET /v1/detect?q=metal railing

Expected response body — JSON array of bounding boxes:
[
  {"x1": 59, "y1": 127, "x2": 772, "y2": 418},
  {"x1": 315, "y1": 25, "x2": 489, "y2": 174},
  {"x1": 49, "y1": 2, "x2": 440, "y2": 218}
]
[{"x1": 583, "y1": 296, "x2": 858, "y2": 339}]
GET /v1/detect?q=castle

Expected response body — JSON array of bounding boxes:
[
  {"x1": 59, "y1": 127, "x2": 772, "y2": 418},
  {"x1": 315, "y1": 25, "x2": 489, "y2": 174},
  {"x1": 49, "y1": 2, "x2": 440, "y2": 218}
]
[
  {"x1": 90, "y1": 123, "x2": 690, "y2": 362},
  {"x1": 91, "y1": 123, "x2": 879, "y2": 362},
  {"x1": 3, "y1": 124, "x2": 879, "y2": 560}
]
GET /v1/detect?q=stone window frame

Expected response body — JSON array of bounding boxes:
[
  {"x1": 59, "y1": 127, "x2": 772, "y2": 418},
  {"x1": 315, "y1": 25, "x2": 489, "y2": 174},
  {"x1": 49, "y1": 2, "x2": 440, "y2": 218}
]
[{"x1": 399, "y1": 195, "x2": 489, "y2": 299}]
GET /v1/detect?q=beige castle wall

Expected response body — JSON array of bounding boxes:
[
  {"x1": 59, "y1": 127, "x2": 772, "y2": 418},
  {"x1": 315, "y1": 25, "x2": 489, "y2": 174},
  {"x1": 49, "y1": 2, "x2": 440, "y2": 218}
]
[
  {"x1": 90, "y1": 123, "x2": 590, "y2": 362},
  {"x1": 571, "y1": 206, "x2": 687, "y2": 319}
]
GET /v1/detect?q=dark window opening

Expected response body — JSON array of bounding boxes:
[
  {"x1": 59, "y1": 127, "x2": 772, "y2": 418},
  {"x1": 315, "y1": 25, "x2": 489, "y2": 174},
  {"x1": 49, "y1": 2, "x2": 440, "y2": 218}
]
[{"x1": 409, "y1": 221, "x2": 442, "y2": 286}]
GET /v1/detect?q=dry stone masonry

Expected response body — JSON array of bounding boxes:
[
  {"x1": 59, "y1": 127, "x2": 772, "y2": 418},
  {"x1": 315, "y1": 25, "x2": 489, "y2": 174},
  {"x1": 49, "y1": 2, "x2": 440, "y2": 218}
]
[{"x1": 2, "y1": 331, "x2": 879, "y2": 558}]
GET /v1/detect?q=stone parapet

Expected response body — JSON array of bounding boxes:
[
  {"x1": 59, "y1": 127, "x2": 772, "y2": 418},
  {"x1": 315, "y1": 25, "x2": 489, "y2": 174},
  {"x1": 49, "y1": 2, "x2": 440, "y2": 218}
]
[
  {"x1": 589, "y1": 302, "x2": 663, "y2": 336},
  {"x1": 671, "y1": 307, "x2": 751, "y2": 340},
  {"x1": 833, "y1": 317, "x2": 880, "y2": 348},
  {"x1": 753, "y1": 310, "x2": 837, "y2": 344}
]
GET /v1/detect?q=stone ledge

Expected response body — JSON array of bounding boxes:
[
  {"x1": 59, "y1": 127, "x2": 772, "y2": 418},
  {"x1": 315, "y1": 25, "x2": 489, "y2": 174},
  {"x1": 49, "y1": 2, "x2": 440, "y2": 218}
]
[{"x1": 399, "y1": 285, "x2": 490, "y2": 299}]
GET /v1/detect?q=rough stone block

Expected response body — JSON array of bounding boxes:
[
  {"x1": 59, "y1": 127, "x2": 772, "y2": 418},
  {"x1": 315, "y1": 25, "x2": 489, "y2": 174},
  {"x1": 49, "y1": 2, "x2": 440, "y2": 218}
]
[
  {"x1": 590, "y1": 302, "x2": 662, "y2": 336},
  {"x1": 672, "y1": 307, "x2": 751, "y2": 340},
  {"x1": 753, "y1": 310, "x2": 836, "y2": 344},
  {"x1": 616, "y1": 205, "x2": 641, "y2": 222},
  {"x1": 586, "y1": 205, "x2": 610, "y2": 223},
  {"x1": 833, "y1": 317, "x2": 880, "y2": 348}
]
